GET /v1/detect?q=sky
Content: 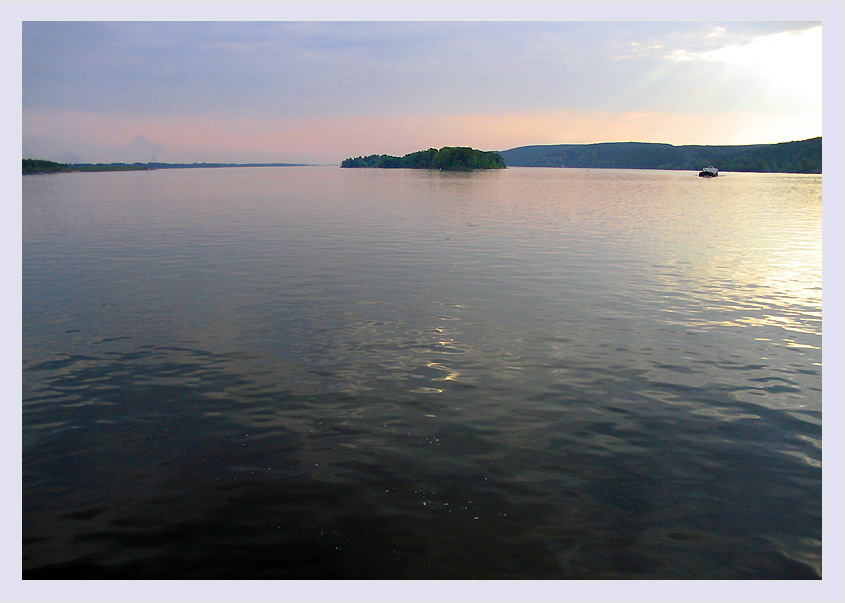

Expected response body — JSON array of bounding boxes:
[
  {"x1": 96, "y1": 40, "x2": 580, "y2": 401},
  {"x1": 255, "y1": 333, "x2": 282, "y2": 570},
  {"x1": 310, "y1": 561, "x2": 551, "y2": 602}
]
[{"x1": 20, "y1": 17, "x2": 824, "y2": 165}]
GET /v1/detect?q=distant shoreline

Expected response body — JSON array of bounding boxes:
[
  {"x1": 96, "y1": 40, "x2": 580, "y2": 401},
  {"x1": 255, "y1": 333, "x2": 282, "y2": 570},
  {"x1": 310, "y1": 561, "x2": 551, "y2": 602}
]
[
  {"x1": 24, "y1": 135, "x2": 823, "y2": 175},
  {"x1": 499, "y1": 137, "x2": 821, "y2": 174},
  {"x1": 22, "y1": 159, "x2": 315, "y2": 175}
]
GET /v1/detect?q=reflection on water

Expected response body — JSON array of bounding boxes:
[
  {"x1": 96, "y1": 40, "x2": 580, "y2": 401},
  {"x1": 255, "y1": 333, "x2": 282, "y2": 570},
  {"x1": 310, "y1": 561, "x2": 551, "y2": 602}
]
[{"x1": 23, "y1": 167, "x2": 821, "y2": 578}]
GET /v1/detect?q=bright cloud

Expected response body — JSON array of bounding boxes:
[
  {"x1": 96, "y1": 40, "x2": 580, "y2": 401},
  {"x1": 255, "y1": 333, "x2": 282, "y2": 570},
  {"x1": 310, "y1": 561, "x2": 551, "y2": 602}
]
[{"x1": 668, "y1": 25, "x2": 822, "y2": 111}]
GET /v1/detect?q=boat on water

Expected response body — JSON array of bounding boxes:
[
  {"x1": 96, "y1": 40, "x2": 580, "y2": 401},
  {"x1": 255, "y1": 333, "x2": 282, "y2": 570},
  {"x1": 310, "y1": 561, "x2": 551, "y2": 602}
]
[{"x1": 699, "y1": 166, "x2": 718, "y2": 178}]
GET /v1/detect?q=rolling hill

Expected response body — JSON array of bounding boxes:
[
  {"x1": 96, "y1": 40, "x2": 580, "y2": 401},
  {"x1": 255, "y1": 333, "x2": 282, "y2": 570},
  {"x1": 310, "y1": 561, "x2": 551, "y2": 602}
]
[{"x1": 499, "y1": 137, "x2": 821, "y2": 173}]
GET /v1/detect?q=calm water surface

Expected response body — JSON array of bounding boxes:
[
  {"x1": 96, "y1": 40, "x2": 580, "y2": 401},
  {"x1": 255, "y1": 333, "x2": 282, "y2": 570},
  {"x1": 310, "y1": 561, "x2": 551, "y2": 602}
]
[{"x1": 22, "y1": 166, "x2": 822, "y2": 579}]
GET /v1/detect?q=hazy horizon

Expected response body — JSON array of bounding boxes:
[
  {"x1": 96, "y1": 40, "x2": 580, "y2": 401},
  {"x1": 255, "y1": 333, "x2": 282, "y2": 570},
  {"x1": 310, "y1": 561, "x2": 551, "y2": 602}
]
[
  {"x1": 21, "y1": 20, "x2": 822, "y2": 166},
  {"x1": 22, "y1": 134, "x2": 824, "y2": 167}
]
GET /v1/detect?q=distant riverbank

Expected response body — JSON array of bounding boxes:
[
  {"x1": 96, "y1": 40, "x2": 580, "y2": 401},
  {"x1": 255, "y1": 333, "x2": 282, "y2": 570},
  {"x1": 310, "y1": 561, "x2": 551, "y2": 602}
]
[
  {"x1": 22, "y1": 159, "x2": 310, "y2": 175},
  {"x1": 499, "y1": 137, "x2": 821, "y2": 174},
  {"x1": 25, "y1": 135, "x2": 822, "y2": 175}
]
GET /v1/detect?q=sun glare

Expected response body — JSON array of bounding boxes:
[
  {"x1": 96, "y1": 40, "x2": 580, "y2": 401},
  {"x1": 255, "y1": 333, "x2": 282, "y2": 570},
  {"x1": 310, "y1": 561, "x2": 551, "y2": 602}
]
[{"x1": 701, "y1": 26, "x2": 822, "y2": 104}]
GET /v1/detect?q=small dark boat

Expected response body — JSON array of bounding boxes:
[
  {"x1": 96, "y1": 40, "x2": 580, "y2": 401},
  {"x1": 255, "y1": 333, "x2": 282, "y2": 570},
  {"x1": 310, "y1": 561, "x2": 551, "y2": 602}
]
[{"x1": 699, "y1": 166, "x2": 718, "y2": 178}]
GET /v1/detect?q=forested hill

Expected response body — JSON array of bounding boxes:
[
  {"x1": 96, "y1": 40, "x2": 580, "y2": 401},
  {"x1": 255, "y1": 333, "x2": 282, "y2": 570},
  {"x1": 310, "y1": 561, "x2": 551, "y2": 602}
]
[{"x1": 499, "y1": 137, "x2": 821, "y2": 173}]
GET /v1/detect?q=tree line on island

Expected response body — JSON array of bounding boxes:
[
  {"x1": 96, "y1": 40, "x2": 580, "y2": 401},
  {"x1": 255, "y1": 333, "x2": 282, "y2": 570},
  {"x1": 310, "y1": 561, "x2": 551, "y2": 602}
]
[{"x1": 341, "y1": 147, "x2": 506, "y2": 171}]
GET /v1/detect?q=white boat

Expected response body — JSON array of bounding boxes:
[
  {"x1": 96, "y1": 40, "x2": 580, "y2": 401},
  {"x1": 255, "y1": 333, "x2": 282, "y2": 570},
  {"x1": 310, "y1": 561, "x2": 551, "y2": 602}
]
[{"x1": 699, "y1": 166, "x2": 718, "y2": 178}]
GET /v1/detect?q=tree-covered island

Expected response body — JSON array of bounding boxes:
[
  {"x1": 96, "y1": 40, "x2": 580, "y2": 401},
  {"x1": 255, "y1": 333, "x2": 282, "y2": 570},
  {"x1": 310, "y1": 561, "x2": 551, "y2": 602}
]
[{"x1": 341, "y1": 147, "x2": 507, "y2": 171}]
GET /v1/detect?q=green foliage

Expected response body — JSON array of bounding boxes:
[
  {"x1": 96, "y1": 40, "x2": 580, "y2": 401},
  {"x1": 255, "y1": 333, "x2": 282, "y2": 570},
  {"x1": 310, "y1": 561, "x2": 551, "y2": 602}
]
[
  {"x1": 500, "y1": 137, "x2": 821, "y2": 174},
  {"x1": 22, "y1": 159, "x2": 72, "y2": 174},
  {"x1": 341, "y1": 147, "x2": 506, "y2": 171},
  {"x1": 23, "y1": 159, "x2": 150, "y2": 174},
  {"x1": 402, "y1": 148, "x2": 440, "y2": 169},
  {"x1": 23, "y1": 160, "x2": 309, "y2": 175},
  {"x1": 69, "y1": 163, "x2": 150, "y2": 172}
]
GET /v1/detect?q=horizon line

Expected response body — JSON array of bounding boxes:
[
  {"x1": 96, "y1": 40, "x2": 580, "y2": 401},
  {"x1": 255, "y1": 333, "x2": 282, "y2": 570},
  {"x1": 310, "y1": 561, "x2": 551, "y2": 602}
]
[{"x1": 23, "y1": 135, "x2": 822, "y2": 167}]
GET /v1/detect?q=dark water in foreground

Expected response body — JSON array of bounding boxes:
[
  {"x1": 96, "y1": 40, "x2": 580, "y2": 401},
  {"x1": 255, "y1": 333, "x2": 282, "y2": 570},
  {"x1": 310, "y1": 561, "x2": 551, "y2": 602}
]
[{"x1": 22, "y1": 166, "x2": 821, "y2": 579}]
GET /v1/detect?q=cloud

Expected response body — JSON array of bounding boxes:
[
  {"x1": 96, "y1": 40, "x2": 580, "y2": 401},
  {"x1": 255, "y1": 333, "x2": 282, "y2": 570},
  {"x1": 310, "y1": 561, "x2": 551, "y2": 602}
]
[
  {"x1": 23, "y1": 21, "x2": 822, "y2": 119},
  {"x1": 21, "y1": 21, "x2": 823, "y2": 163},
  {"x1": 123, "y1": 135, "x2": 163, "y2": 163},
  {"x1": 23, "y1": 110, "x2": 166, "y2": 163},
  {"x1": 618, "y1": 21, "x2": 820, "y2": 59}
]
